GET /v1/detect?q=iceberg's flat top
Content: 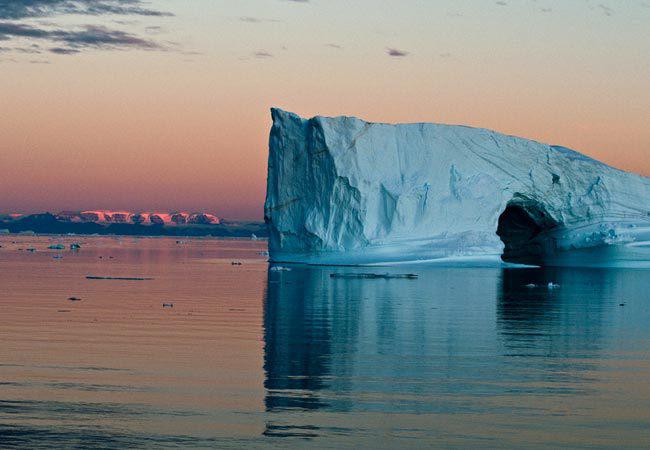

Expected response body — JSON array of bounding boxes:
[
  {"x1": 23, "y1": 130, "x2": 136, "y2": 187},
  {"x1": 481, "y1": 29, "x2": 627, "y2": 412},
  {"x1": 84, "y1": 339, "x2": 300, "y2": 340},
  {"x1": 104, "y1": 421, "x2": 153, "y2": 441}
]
[{"x1": 265, "y1": 108, "x2": 650, "y2": 267}]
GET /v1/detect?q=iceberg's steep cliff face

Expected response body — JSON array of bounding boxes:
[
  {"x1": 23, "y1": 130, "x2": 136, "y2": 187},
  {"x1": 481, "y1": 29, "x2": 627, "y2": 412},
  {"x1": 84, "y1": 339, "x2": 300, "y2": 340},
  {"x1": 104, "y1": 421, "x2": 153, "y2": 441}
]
[{"x1": 264, "y1": 108, "x2": 650, "y2": 266}]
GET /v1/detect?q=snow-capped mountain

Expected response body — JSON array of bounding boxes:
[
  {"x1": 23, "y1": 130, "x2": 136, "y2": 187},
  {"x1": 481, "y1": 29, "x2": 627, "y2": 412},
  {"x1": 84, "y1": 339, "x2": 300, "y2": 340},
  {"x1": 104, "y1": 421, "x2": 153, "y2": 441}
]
[{"x1": 55, "y1": 211, "x2": 221, "y2": 226}]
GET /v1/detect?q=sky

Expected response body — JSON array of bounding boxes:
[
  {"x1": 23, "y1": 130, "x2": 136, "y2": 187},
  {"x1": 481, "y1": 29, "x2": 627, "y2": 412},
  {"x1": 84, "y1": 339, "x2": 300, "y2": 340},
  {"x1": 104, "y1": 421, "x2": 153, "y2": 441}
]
[{"x1": 0, "y1": 0, "x2": 648, "y2": 220}]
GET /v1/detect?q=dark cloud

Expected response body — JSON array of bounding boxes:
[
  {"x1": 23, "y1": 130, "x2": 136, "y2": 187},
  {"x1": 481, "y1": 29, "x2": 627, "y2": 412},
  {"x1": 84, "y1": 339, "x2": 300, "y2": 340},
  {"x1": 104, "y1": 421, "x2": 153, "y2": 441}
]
[
  {"x1": 239, "y1": 16, "x2": 262, "y2": 23},
  {"x1": 0, "y1": 0, "x2": 170, "y2": 58},
  {"x1": 239, "y1": 16, "x2": 282, "y2": 24},
  {"x1": 597, "y1": 4, "x2": 614, "y2": 16},
  {"x1": 50, "y1": 46, "x2": 80, "y2": 54},
  {"x1": 0, "y1": 22, "x2": 162, "y2": 53},
  {"x1": 386, "y1": 47, "x2": 409, "y2": 57},
  {"x1": 253, "y1": 50, "x2": 274, "y2": 58},
  {"x1": 0, "y1": 0, "x2": 171, "y2": 20}
]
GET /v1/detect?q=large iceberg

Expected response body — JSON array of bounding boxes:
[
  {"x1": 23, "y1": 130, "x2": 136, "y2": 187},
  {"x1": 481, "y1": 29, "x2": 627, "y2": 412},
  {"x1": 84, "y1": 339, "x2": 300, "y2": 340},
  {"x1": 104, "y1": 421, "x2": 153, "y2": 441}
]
[{"x1": 264, "y1": 109, "x2": 650, "y2": 267}]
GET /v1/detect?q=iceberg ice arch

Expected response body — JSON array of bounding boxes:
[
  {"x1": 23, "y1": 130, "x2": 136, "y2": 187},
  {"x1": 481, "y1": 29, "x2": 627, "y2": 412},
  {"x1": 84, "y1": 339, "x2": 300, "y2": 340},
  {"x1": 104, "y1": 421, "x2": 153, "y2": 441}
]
[{"x1": 264, "y1": 109, "x2": 650, "y2": 267}]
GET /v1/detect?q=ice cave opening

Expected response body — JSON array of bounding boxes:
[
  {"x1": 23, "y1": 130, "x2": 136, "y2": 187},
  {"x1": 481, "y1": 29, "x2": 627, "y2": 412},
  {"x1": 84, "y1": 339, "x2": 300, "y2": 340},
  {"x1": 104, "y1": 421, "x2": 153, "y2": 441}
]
[{"x1": 497, "y1": 198, "x2": 558, "y2": 265}]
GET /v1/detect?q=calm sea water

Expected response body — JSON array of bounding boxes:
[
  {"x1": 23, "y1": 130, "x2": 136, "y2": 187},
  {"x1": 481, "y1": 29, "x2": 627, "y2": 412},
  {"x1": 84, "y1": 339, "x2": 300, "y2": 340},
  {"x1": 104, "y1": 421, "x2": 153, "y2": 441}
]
[{"x1": 1, "y1": 236, "x2": 650, "y2": 449}]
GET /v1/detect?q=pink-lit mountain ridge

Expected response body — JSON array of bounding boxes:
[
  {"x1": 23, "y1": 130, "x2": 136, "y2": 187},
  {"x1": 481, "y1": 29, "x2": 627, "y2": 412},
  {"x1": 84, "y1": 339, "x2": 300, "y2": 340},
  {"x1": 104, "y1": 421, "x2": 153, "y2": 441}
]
[
  {"x1": 54, "y1": 210, "x2": 221, "y2": 226},
  {"x1": 2, "y1": 211, "x2": 221, "y2": 226}
]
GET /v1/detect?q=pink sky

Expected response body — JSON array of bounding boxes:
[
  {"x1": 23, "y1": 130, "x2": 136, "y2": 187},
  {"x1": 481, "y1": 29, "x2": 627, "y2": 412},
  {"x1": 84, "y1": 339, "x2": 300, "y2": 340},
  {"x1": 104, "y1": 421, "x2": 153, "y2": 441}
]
[{"x1": 0, "y1": 1, "x2": 648, "y2": 220}]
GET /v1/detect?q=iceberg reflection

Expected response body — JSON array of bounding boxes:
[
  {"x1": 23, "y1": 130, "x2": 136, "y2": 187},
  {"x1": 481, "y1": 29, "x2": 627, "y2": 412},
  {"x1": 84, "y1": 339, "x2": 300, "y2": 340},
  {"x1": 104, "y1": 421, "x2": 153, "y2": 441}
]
[{"x1": 262, "y1": 265, "x2": 650, "y2": 443}]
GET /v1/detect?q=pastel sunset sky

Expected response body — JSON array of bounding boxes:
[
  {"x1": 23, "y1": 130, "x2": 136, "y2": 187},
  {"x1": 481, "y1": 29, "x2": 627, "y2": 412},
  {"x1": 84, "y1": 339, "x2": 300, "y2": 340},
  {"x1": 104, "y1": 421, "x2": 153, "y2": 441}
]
[{"x1": 0, "y1": 0, "x2": 648, "y2": 219}]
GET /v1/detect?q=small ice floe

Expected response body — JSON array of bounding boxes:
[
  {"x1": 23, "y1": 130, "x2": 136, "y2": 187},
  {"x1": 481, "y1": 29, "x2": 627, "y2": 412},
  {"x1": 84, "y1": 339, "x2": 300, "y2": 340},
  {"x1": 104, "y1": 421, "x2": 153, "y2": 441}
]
[
  {"x1": 270, "y1": 266, "x2": 291, "y2": 272},
  {"x1": 86, "y1": 276, "x2": 153, "y2": 281},
  {"x1": 48, "y1": 244, "x2": 65, "y2": 250},
  {"x1": 70, "y1": 243, "x2": 81, "y2": 250},
  {"x1": 251, "y1": 233, "x2": 259, "y2": 241},
  {"x1": 524, "y1": 283, "x2": 537, "y2": 288},
  {"x1": 162, "y1": 303, "x2": 174, "y2": 308},
  {"x1": 259, "y1": 250, "x2": 270, "y2": 257},
  {"x1": 53, "y1": 255, "x2": 63, "y2": 259},
  {"x1": 330, "y1": 273, "x2": 418, "y2": 280},
  {"x1": 547, "y1": 282, "x2": 560, "y2": 289}
]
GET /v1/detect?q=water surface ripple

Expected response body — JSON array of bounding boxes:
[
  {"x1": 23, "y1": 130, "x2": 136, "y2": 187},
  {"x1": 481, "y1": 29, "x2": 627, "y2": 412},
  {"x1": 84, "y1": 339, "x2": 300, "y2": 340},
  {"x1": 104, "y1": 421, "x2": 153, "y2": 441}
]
[{"x1": 1, "y1": 236, "x2": 649, "y2": 448}]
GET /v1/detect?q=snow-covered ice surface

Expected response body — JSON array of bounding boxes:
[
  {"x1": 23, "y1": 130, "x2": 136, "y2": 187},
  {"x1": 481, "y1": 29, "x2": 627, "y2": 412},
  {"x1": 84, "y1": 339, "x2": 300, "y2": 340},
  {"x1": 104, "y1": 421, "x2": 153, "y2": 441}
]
[{"x1": 264, "y1": 109, "x2": 650, "y2": 267}]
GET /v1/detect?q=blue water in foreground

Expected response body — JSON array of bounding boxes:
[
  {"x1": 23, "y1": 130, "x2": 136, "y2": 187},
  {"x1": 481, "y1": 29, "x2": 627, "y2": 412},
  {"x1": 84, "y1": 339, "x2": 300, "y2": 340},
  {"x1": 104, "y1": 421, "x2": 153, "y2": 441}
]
[{"x1": 1, "y1": 237, "x2": 650, "y2": 448}]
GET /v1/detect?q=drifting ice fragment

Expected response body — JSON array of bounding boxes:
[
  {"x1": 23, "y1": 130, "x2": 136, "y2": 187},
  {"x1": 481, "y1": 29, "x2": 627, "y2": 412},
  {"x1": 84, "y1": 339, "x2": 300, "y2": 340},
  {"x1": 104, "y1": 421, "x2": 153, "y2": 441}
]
[
  {"x1": 330, "y1": 273, "x2": 418, "y2": 280},
  {"x1": 86, "y1": 276, "x2": 153, "y2": 281}
]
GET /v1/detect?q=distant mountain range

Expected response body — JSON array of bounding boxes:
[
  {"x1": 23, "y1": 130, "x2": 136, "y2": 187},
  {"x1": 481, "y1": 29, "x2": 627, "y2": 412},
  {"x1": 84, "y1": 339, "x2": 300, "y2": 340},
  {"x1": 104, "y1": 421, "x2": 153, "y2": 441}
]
[
  {"x1": 0, "y1": 211, "x2": 267, "y2": 238},
  {"x1": 5, "y1": 210, "x2": 221, "y2": 226}
]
